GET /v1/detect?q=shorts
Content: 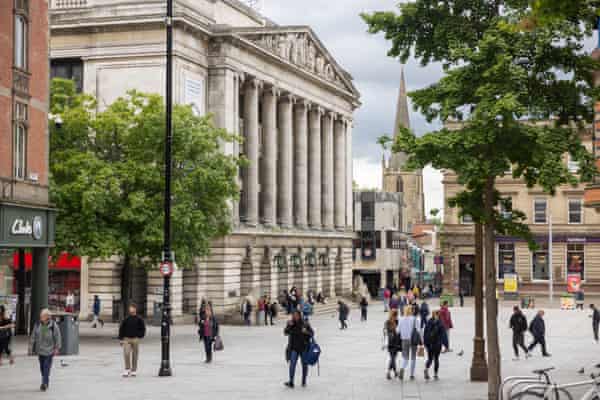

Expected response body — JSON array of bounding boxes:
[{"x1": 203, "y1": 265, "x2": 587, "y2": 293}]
[{"x1": 0, "y1": 338, "x2": 11, "y2": 356}]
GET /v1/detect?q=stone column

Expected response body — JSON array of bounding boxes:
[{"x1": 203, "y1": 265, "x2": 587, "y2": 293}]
[
  {"x1": 261, "y1": 86, "x2": 278, "y2": 226},
  {"x1": 308, "y1": 106, "x2": 322, "y2": 229},
  {"x1": 322, "y1": 111, "x2": 335, "y2": 230},
  {"x1": 294, "y1": 100, "x2": 309, "y2": 228},
  {"x1": 278, "y1": 94, "x2": 294, "y2": 228},
  {"x1": 334, "y1": 117, "x2": 346, "y2": 230},
  {"x1": 78, "y1": 256, "x2": 90, "y2": 321},
  {"x1": 241, "y1": 78, "x2": 261, "y2": 226},
  {"x1": 345, "y1": 119, "x2": 353, "y2": 230},
  {"x1": 30, "y1": 247, "x2": 49, "y2": 329}
]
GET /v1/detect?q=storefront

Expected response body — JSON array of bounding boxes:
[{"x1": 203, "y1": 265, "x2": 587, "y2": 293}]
[{"x1": 0, "y1": 202, "x2": 56, "y2": 331}]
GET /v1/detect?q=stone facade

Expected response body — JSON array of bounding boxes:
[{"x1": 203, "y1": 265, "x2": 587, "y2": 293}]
[{"x1": 49, "y1": 0, "x2": 359, "y2": 319}]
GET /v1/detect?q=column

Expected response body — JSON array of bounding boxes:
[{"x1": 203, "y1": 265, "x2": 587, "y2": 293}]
[
  {"x1": 322, "y1": 111, "x2": 335, "y2": 230},
  {"x1": 242, "y1": 78, "x2": 260, "y2": 226},
  {"x1": 308, "y1": 106, "x2": 322, "y2": 229},
  {"x1": 261, "y1": 86, "x2": 278, "y2": 226},
  {"x1": 294, "y1": 100, "x2": 309, "y2": 228},
  {"x1": 334, "y1": 117, "x2": 346, "y2": 230},
  {"x1": 345, "y1": 119, "x2": 353, "y2": 230},
  {"x1": 278, "y1": 94, "x2": 294, "y2": 228},
  {"x1": 30, "y1": 247, "x2": 49, "y2": 329}
]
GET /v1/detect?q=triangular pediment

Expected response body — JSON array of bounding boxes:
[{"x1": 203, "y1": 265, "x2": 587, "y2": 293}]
[{"x1": 234, "y1": 27, "x2": 359, "y2": 98}]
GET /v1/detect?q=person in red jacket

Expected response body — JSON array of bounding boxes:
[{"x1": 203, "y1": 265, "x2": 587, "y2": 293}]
[
  {"x1": 383, "y1": 288, "x2": 391, "y2": 312},
  {"x1": 439, "y1": 301, "x2": 453, "y2": 352}
]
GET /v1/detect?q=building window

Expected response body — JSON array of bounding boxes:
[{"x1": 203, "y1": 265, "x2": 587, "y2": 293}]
[
  {"x1": 375, "y1": 231, "x2": 382, "y2": 249},
  {"x1": 567, "y1": 154, "x2": 579, "y2": 174},
  {"x1": 13, "y1": 102, "x2": 28, "y2": 179},
  {"x1": 386, "y1": 231, "x2": 402, "y2": 249},
  {"x1": 534, "y1": 198, "x2": 547, "y2": 224},
  {"x1": 51, "y1": 59, "x2": 84, "y2": 92},
  {"x1": 498, "y1": 243, "x2": 515, "y2": 280},
  {"x1": 568, "y1": 199, "x2": 583, "y2": 224},
  {"x1": 567, "y1": 243, "x2": 585, "y2": 281},
  {"x1": 532, "y1": 244, "x2": 549, "y2": 281},
  {"x1": 396, "y1": 177, "x2": 403, "y2": 192},
  {"x1": 361, "y1": 231, "x2": 376, "y2": 260},
  {"x1": 499, "y1": 197, "x2": 513, "y2": 220},
  {"x1": 461, "y1": 214, "x2": 474, "y2": 224},
  {"x1": 14, "y1": 14, "x2": 28, "y2": 70}
]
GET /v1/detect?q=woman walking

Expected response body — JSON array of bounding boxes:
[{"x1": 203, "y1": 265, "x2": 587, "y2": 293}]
[
  {"x1": 0, "y1": 305, "x2": 15, "y2": 366},
  {"x1": 398, "y1": 307, "x2": 421, "y2": 380},
  {"x1": 383, "y1": 309, "x2": 402, "y2": 379},
  {"x1": 423, "y1": 310, "x2": 445, "y2": 380},
  {"x1": 284, "y1": 310, "x2": 314, "y2": 388},
  {"x1": 199, "y1": 306, "x2": 219, "y2": 363}
]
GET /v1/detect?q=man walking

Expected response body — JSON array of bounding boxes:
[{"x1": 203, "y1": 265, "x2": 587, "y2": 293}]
[
  {"x1": 590, "y1": 304, "x2": 600, "y2": 342},
  {"x1": 30, "y1": 309, "x2": 61, "y2": 391},
  {"x1": 359, "y1": 296, "x2": 369, "y2": 322},
  {"x1": 338, "y1": 301, "x2": 349, "y2": 330},
  {"x1": 509, "y1": 306, "x2": 529, "y2": 360},
  {"x1": 91, "y1": 295, "x2": 104, "y2": 328},
  {"x1": 118, "y1": 303, "x2": 146, "y2": 377},
  {"x1": 528, "y1": 310, "x2": 551, "y2": 357}
]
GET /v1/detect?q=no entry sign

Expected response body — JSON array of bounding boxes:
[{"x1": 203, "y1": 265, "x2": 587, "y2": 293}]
[{"x1": 160, "y1": 261, "x2": 173, "y2": 277}]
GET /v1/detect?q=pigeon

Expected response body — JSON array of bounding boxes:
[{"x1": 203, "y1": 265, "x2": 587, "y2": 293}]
[
  {"x1": 578, "y1": 368, "x2": 585, "y2": 374},
  {"x1": 60, "y1": 360, "x2": 69, "y2": 367},
  {"x1": 457, "y1": 350, "x2": 464, "y2": 357}
]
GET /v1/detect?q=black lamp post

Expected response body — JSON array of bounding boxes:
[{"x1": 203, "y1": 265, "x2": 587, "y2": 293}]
[{"x1": 158, "y1": 0, "x2": 174, "y2": 378}]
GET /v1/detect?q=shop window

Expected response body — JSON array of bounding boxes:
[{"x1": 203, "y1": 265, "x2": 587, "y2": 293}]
[
  {"x1": 568, "y1": 199, "x2": 582, "y2": 224},
  {"x1": 498, "y1": 243, "x2": 515, "y2": 280},
  {"x1": 567, "y1": 243, "x2": 585, "y2": 281},
  {"x1": 532, "y1": 244, "x2": 549, "y2": 281},
  {"x1": 534, "y1": 198, "x2": 547, "y2": 224}
]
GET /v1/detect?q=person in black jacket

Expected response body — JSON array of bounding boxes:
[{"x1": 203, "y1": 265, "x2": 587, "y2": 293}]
[
  {"x1": 338, "y1": 301, "x2": 349, "y2": 329},
  {"x1": 360, "y1": 297, "x2": 369, "y2": 322},
  {"x1": 284, "y1": 311, "x2": 314, "y2": 388},
  {"x1": 509, "y1": 306, "x2": 530, "y2": 360},
  {"x1": 590, "y1": 304, "x2": 600, "y2": 342},
  {"x1": 384, "y1": 309, "x2": 402, "y2": 379},
  {"x1": 118, "y1": 303, "x2": 146, "y2": 377},
  {"x1": 527, "y1": 310, "x2": 550, "y2": 357},
  {"x1": 423, "y1": 310, "x2": 446, "y2": 380},
  {"x1": 199, "y1": 306, "x2": 219, "y2": 363}
]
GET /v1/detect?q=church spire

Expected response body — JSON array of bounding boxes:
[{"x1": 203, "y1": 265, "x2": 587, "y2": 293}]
[{"x1": 389, "y1": 67, "x2": 410, "y2": 170}]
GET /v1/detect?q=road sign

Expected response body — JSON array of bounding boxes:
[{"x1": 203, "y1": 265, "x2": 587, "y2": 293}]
[{"x1": 160, "y1": 261, "x2": 173, "y2": 277}]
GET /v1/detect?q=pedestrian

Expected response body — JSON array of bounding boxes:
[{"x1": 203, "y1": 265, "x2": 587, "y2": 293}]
[
  {"x1": 198, "y1": 305, "x2": 219, "y2": 363},
  {"x1": 439, "y1": 301, "x2": 453, "y2": 352},
  {"x1": 384, "y1": 287, "x2": 391, "y2": 312},
  {"x1": 509, "y1": 305, "x2": 530, "y2": 360},
  {"x1": 576, "y1": 288, "x2": 585, "y2": 310},
  {"x1": 118, "y1": 302, "x2": 146, "y2": 377},
  {"x1": 265, "y1": 297, "x2": 272, "y2": 326},
  {"x1": 302, "y1": 299, "x2": 313, "y2": 322},
  {"x1": 0, "y1": 305, "x2": 15, "y2": 366},
  {"x1": 30, "y1": 309, "x2": 61, "y2": 391},
  {"x1": 383, "y1": 309, "x2": 402, "y2": 379},
  {"x1": 257, "y1": 296, "x2": 266, "y2": 326},
  {"x1": 91, "y1": 295, "x2": 104, "y2": 328},
  {"x1": 419, "y1": 300, "x2": 430, "y2": 329},
  {"x1": 398, "y1": 307, "x2": 421, "y2": 380},
  {"x1": 270, "y1": 301, "x2": 278, "y2": 325},
  {"x1": 527, "y1": 310, "x2": 551, "y2": 357},
  {"x1": 65, "y1": 292, "x2": 75, "y2": 313},
  {"x1": 591, "y1": 304, "x2": 600, "y2": 343},
  {"x1": 459, "y1": 288, "x2": 465, "y2": 307},
  {"x1": 423, "y1": 310, "x2": 445, "y2": 380},
  {"x1": 241, "y1": 298, "x2": 252, "y2": 326},
  {"x1": 389, "y1": 294, "x2": 399, "y2": 312},
  {"x1": 284, "y1": 310, "x2": 314, "y2": 388},
  {"x1": 360, "y1": 296, "x2": 369, "y2": 321},
  {"x1": 338, "y1": 301, "x2": 349, "y2": 330}
]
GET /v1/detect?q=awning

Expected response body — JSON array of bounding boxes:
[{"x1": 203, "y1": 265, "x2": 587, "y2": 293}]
[{"x1": 12, "y1": 252, "x2": 81, "y2": 271}]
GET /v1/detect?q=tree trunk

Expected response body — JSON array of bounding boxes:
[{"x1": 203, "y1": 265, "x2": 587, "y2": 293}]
[
  {"x1": 120, "y1": 254, "x2": 131, "y2": 321},
  {"x1": 471, "y1": 222, "x2": 488, "y2": 381},
  {"x1": 484, "y1": 177, "x2": 501, "y2": 399}
]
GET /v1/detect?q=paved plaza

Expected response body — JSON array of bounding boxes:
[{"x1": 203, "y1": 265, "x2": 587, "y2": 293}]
[{"x1": 3, "y1": 300, "x2": 600, "y2": 400}]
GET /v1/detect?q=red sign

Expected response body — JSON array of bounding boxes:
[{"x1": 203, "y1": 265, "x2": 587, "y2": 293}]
[
  {"x1": 12, "y1": 252, "x2": 81, "y2": 271},
  {"x1": 160, "y1": 261, "x2": 173, "y2": 277},
  {"x1": 567, "y1": 274, "x2": 582, "y2": 293}
]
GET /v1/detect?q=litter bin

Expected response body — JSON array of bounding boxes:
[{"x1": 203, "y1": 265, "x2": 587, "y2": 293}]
[
  {"x1": 440, "y1": 293, "x2": 454, "y2": 307},
  {"x1": 55, "y1": 313, "x2": 79, "y2": 356},
  {"x1": 152, "y1": 302, "x2": 163, "y2": 326}
]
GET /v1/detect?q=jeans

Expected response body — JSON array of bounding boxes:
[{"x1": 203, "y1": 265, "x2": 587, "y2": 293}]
[
  {"x1": 288, "y1": 351, "x2": 308, "y2": 385},
  {"x1": 528, "y1": 336, "x2": 548, "y2": 355},
  {"x1": 203, "y1": 337, "x2": 213, "y2": 362},
  {"x1": 361, "y1": 308, "x2": 367, "y2": 321},
  {"x1": 38, "y1": 355, "x2": 53, "y2": 386},
  {"x1": 384, "y1": 300, "x2": 389, "y2": 312},
  {"x1": 443, "y1": 329, "x2": 450, "y2": 349},
  {"x1": 420, "y1": 317, "x2": 428, "y2": 329},
  {"x1": 425, "y1": 346, "x2": 440, "y2": 374},
  {"x1": 594, "y1": 323, "x2": 599, "y2": 342},
  {"x1": 339, "y1": 319, "x2": 347, "y2": 329},
  {"x1": 401, "y1": 340, "x2": 417, "y2": 377},
  {"x1": 388, "y1": 349, "x2": 399, "y2": 372},
  {"x1": 512, "y1": 332, "x2": 528, "y2": 357}
]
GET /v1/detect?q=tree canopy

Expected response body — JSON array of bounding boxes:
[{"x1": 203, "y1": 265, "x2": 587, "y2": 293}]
[{"x1": 49, "y1": 78, "x2": 243, "y2": 269}]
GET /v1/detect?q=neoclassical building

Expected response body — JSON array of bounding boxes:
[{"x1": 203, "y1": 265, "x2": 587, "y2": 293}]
[{"x1": 49, "y1": 0, "x2": 359, "y2": 319}]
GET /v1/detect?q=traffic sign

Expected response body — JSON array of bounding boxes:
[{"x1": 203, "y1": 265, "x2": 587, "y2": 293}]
[{"x1": 160, "y1": 261, "x2": 173, "y2": 277}]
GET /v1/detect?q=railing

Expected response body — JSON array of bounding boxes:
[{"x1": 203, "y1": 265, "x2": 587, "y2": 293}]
[
  {"x1": 51, "y1": 0, "x2": 88, "y2": 9},
  {"x1": 12, "y1": 68, "x2": 29, "y2": 97}
]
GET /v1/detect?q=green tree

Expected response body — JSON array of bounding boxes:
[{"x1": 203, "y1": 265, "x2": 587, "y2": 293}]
[
  {"x1": 363, "y1": 3, "x2": 597, "y2": 397},
  {"x1": 50, "y1": 78, "x2": 243, "y2": 307}
]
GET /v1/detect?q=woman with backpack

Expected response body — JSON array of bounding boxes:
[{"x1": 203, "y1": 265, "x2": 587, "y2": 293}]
[
  {"x1": 397, "y1": 307, "x2": 421, "y2": 381},
  {"x1": 423, "y1": 310, "x2": 446, "y2": 380},
  {"x1": 383, "y1": 309, "x2": 402, "y2": 379},
  {"x1": 284, "y1": 310, "x2": 314, "y2": 388},
  {"x1": 0, "y1": 305, "x2": 15, "y2": 366}
]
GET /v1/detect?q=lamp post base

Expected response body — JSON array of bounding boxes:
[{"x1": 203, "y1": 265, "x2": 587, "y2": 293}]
[{"x1": 470, "y1": 336, "x2": 488, "y2": 382}]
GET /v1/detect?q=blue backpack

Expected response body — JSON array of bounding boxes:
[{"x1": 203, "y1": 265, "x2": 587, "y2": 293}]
[{"x1": 303, "y1": 338, "x2": 321, "y2": 375}]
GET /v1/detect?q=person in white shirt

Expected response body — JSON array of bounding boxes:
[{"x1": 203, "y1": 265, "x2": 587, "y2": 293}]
[{"x1": 397, "y1": 306, "x2": 422, "y2": 380}]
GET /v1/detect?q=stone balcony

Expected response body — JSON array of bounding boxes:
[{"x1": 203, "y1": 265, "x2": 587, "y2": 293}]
[{"x1": 51, "y1": 0, "x2": 88, "y2": 9}]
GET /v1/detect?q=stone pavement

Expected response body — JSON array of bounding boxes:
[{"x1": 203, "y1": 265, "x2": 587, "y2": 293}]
[{"x1": 3, "y1": 300, "x2": 599, "y2": 400}]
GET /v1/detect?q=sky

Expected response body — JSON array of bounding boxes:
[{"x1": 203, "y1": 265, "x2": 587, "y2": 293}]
[{"x1": 260, "y1": 0, "x2": 445, "y2": 217}]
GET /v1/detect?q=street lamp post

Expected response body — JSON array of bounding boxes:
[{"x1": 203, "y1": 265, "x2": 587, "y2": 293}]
[{"x1": 158, "y1": 0, "x2": 174, "y2": 378}]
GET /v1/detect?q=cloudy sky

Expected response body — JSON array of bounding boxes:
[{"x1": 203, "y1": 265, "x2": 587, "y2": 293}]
[{"x1": 261, "y1": 0, "x2": 445, "y2": 217}]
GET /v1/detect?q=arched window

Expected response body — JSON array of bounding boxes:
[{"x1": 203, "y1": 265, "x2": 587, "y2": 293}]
[{"x1": 14, "y1": 13, "x2": 28, "y2": 70}]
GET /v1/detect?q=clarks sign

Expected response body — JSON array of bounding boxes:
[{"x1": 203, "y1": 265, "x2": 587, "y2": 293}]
[
  {"x1": 1, "y1": 204, "x2": 55, "y2": 247},
  {"x1": 10, "y1": 216, "x2": 43, "y2": 240}
]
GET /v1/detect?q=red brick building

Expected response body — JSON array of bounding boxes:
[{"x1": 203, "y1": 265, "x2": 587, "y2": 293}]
[{"x1": 0, "y1": 0, "x2": 55, "y2": 330}]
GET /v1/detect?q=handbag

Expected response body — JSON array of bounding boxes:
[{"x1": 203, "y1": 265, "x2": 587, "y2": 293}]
[
  {"x1": 213, "y1": 335, "x2": 224, "y2": 351},
  {"x1": 417, "y1": 345, "x2": 425, "y2": 358},
  {"x1": 410, "y1": 317, "x2": 422, "y2": 346}
]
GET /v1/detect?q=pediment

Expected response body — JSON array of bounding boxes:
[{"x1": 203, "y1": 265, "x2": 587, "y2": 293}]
[{"x1": 235, "y1": 28, "x2": 358, "y2": 97}]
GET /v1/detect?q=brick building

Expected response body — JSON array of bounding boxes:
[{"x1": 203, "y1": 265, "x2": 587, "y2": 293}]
[{"x1": 0, "y1": 0, "x2": 55, "y2": 329}]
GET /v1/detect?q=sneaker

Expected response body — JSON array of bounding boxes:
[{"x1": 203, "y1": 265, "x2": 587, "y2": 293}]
[
  {"x1": 424, "y1": 369, "x2": 430, "y2": 380},
  {"x1": 40, "y1": 384, "x2": 47, "y2": 392},
  {"x1": 284, "y1": 382, "x2": 294, "y2": 389},
  {"x1": 543, "y1": 353, "x2": 552, "y2": 357},
  {"x1": 434, "y1": 374, "x2": 439, "y2": 380},
  {"x1": 399, "y1": 368, "x2": 404, "y2": 381},
  {"x1": 410, "y1": 375, "x2": 415, "y2": 380},
  {"x1": 130, "y1": 371, "x2": 137, "y2": 377},
  {"x1": 301, "y1": 382, "x2": 307, "y2": 387},
  {"x1": 513, "y1": 356, "x2": 520, "y2": 361},
  {"x1": 387, "y1": 371, "x2": 392, "y2": 380},
  {"x1": 122, "y1": 370, "x2": 130, "y2": 377}
]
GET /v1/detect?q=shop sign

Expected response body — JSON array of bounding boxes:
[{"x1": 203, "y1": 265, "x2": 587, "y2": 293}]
[
  {"x1": 567, "y1": 274, "x2": 582, "y2": 293},
  {"x1": 1, "y1": 204, "x2": 55, "y2": 247},
  {"x1": 504, "y1": 273, "x2": 518, "y2": 294}
]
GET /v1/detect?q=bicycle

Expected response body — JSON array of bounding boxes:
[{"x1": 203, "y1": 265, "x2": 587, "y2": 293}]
[
  {"x1": 537, "y1": 370, "x2": 600, "y2": 400},
  {"x1": 500, "y1": 367, "x2": 561, "y2": 400},
  {"x1": 508, "y1": 366, "x2": 600, "y2": 400}
]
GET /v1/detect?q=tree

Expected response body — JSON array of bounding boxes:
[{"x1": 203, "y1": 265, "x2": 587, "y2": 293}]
[
  {"x1": 363, "y1": 3, "x2": 597, "y2": 398},
  {"x1": 49, "y1": 78, "x2": 243, "y2": 308}
]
